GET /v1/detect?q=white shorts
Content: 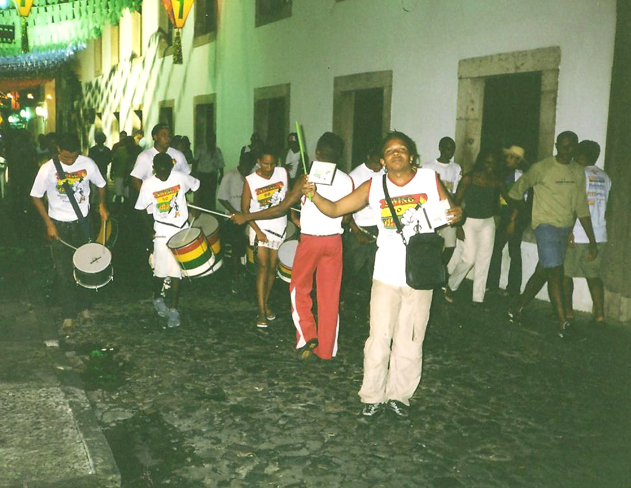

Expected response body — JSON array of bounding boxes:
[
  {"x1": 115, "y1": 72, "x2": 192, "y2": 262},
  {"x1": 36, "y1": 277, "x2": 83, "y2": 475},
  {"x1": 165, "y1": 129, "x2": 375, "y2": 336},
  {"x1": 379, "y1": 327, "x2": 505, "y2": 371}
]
[
  {"x1": 438, "y1": 225, "x2": 457, "y2": 248},
  {"x1": 249, "y1": 227, "x2": 283, "y2": 250},
  {"x1": 153, "y1": 237, "x2": 182, "y2": 279}
]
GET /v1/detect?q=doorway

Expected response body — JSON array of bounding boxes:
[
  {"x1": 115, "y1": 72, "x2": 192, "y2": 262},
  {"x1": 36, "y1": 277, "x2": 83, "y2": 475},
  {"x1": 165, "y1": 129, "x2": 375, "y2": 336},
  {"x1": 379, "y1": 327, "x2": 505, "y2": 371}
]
[
  {"x1": 194, "y1": 101, "x2": 215, "y2": 149},
  {"x1": 333, "y1": 71, "x2": 392, "y2": 171},
  {"x1": 455, "y1": 47, "x2": 560, "y2": 171},
  {"x1": 481, "y1": 72, "x2": 541, "y2": 162},
  {"x1": 351, "y1": 88, "x2": 384, "y2": 169},
  {"x1": 253, "y1": 84, "x2": 290, "y2": 153}
]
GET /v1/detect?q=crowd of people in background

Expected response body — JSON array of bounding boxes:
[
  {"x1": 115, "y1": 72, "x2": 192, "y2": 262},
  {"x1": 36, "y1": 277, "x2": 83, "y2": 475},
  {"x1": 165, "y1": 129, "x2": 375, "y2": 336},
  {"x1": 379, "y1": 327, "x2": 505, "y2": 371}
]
[{"x1": 0, "y1": 120, "x2": 611, "y2": 419}]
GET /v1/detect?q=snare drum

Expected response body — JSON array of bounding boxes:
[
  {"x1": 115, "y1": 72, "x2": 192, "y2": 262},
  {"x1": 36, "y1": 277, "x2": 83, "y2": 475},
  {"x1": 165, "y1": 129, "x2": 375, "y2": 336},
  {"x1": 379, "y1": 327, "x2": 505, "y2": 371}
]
[
  {"x1": 277, "y1": 240, "x2": 298, "y2": 283},
  {"x1": 167, "y1": 227, "x2": 215, "y2": 278},
  {"x1": 190, "y1": 213, "x2": 223, "y2": 274},
  {"x1": 73, "y1": 243, "x2": 114, "y2": 290}
]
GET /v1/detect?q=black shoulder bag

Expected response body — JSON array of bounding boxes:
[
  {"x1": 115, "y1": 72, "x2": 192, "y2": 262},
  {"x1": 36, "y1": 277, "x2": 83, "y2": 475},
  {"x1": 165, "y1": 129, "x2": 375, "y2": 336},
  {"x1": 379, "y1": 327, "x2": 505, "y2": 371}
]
[
  {"x1": 382, "y1": 174, "x2": 446, "y2": 290},
  {"x1": 52, "y1": 157, "x2": 92, "y2": 242}
]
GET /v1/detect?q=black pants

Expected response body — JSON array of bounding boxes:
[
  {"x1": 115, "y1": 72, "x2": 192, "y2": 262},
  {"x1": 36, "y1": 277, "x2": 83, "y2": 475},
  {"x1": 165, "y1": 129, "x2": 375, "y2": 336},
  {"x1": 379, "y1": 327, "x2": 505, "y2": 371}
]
[
  {"x1": 486, "y1": 207, "x2": 527, "y2": 296},
  {"x1": 197, "y1": 172, "x2": 219, "y2": 211},
  {"x1": 50, "y1": 219, "x2": 91, "y2": 318}
]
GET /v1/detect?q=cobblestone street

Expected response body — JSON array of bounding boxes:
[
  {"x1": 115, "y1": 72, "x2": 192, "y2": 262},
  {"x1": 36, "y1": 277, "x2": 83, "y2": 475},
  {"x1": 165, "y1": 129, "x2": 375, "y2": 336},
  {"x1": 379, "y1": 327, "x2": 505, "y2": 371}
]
[{"x1": 2, "y1": 207, "x2": 630, "y2": 487}]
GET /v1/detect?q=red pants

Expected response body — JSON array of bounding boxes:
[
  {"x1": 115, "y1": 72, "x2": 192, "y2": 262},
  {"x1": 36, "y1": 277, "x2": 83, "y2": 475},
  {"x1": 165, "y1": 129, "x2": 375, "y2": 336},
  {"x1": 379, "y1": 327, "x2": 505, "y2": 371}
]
[{"x1": 290, "y1": 234, "x2": 343, "y2": 359}]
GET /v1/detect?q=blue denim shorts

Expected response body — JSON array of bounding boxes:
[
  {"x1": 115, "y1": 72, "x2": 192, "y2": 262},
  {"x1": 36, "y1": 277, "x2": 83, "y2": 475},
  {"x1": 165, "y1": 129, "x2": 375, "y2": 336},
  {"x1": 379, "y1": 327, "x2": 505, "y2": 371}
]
[{"x1": 534, "y1": 224, "x2": 572, "y2": 269}]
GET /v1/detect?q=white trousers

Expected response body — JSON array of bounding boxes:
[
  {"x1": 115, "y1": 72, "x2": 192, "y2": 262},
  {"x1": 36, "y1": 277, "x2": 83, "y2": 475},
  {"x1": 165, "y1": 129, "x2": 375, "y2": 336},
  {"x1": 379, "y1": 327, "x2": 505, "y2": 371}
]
[{"x1": 448, "y1": 217, "x2": 496, "y2": 303}]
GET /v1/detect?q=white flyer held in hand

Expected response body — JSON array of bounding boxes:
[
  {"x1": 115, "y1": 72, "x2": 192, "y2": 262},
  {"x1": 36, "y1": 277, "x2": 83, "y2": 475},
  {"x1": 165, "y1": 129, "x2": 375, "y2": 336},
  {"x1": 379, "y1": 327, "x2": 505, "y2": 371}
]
[
  {"x1": 422, "y1": 199, "x2": 451, "y2": 229},
  {"x1": 308, "y1": 160, "x2": 337, "y2": 185}
]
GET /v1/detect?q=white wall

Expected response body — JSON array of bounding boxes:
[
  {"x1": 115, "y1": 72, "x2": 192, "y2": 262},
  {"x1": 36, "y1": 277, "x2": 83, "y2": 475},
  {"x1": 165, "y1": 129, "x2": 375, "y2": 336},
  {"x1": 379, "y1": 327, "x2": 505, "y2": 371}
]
[{"x1": 76, "y1": 0, "x2": 617, "y2": 312}]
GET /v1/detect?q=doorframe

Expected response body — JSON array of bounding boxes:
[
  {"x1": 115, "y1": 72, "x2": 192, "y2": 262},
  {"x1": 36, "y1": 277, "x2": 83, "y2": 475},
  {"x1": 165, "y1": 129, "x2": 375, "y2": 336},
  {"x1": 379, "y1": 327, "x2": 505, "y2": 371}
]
[
  {"x1": 333, "y1": 70, "x2": 392, "y2": 172},
  {"x1": 455, "y1": 47, "x2": 560, "y2": 171}
]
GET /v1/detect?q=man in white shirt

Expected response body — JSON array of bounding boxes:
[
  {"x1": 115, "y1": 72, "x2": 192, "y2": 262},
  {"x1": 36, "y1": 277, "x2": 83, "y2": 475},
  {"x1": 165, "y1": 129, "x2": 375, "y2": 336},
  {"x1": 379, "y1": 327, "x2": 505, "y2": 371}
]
[
  {"x1": 217, "y1": 152, "x2": 256, "y2": 293},
  {"x1": 422, "y1": 137, "x2": 462, "y2": 265},
  {"x1": 283, "y1": 132, "x2": 302, "y2": 183},
  {"x1": 130, "y1": 123, "x2": 191, "y2": 191},
  {"x1": 563, "y1": 140, "x2": 611, "y2": 325},
  {"x1": 30, "y1": 133, "x2": 109, "y2": 328},
  {"x1": 194, "y1": 131, "x2": 225, "y2": 211}
]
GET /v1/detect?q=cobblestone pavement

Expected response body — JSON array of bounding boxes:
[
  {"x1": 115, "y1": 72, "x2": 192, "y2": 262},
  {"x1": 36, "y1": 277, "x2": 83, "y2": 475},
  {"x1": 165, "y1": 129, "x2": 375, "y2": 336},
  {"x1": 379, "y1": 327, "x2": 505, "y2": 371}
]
[{"x1": 4, "y1": 206, "x2": 631, "y2": 487}]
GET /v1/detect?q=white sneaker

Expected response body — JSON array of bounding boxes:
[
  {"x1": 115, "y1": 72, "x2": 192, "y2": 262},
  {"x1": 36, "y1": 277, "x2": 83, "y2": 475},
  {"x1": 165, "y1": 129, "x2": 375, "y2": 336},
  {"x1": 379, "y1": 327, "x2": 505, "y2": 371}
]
[
  {"x1": 153, "y1": 298, "x2": 168, "y2": 317},
  {"x1": 167, "y1": 308, "x2": 180, "y2": 328}
]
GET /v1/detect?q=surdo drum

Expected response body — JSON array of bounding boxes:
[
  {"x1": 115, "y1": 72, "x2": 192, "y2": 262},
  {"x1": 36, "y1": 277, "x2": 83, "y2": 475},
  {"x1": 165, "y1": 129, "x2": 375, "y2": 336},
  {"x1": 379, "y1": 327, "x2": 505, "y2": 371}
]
[{"x1": 167, "y1": 227, "x2": 215, "y2": 278}]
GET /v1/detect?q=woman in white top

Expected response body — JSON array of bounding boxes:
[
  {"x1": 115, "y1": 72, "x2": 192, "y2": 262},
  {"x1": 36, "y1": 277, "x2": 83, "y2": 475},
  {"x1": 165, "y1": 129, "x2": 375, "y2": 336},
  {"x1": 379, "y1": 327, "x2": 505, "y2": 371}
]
[{"x1": 242, "y1": 146, "x2": 289, "y2": 328}]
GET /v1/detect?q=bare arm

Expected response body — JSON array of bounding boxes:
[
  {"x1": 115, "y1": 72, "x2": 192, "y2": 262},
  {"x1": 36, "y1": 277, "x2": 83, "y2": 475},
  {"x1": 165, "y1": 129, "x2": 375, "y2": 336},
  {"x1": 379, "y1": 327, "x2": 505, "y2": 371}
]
[
  {"x1": 305, "y1": 180, "x2": 371, "y2": 218},
  {"x1": 132, "y1": 176, "x2": 142, "y2": 191},
  {"x1": 32, "y1": 196, "x2": 58, "y2": 240},
  {"x1": 233, "y1": 175, "x2": 307, "y2": 224},
  {"x1": 578, "y1": 216, "x2": 598, "y2": 261},
  {"x1": 241, "y1": 180, "x2": 267, "y2": 242},
  {"x1": 97, "y1": 186, "x2": 109, "y2": 221},
  {"x1": 218, "y1": 199, "x2": 239, "y2": 215}
]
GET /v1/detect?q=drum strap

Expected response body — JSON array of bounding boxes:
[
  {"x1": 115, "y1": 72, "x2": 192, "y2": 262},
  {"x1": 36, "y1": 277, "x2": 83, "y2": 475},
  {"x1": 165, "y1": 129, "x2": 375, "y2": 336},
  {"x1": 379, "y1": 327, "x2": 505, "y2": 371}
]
[
  {"x1": 52, "y1": 157, "x2": 92, "y2": 242},
  {"x1": 156, "y1": 220, "x2": 188, "y2": 230}
]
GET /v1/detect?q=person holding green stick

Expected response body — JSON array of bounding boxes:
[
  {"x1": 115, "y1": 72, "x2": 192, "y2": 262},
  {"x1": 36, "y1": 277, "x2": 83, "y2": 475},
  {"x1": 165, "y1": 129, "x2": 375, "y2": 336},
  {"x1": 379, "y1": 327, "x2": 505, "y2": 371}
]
[{"x1": 232, "y1": 132, "x2": 353, "y2": 361}]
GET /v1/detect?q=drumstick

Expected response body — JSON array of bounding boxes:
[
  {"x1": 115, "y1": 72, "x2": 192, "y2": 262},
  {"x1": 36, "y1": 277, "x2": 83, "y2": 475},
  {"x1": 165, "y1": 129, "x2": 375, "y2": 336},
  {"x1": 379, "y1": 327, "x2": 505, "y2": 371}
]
[
  {"x1": 58, "y1": 238, "x2": 77, "y2": 251},
  {"x1": 187, "y1": 204, "x2": 232, "y2": 219}
]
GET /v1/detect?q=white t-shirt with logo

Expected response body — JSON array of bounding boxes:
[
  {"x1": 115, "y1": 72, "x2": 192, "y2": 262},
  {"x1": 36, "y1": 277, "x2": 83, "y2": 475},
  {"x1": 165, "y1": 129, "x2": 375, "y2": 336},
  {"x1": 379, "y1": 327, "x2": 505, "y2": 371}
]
[
  {"x1": 30, "y1": 156, "x2": 107, "y2": 222},
  {"x1": 245, "y1": 167, "x2": 288, "y2": 237},
  {"x1": 369, "y1": 169, "x2": 442, "y2": 287},
  {"x1": 131, "y1": 147, "x2": 191, "y2": 182},
  {"x1": 217, "y1": 168, "x2": 245, "y2": 214},
  {"x1": 301, "y1": 168, "x2": 354, "y2": 236},
  {"x1": 349, "y1": 163, "x2": 383, "y2": 227},
  {"x1": 572, "y1": 165, "x2": 611, "y2": 243},
  {"x1": 422, "y1": 159, "x2": 462, "y2": 194},
  {"x1": 135, "y1": 171, "x2": 200, "y2": 238}
]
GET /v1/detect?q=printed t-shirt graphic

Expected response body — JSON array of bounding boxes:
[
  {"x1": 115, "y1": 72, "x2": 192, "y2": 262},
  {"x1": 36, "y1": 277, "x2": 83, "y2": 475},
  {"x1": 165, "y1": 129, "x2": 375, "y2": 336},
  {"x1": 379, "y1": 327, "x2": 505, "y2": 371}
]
[
  {"x1": 153, "y1": 185, "x2": 182, "y2": 219},
  {"x1": 379, "y1": 193, "x2": 428, "y2": 229},
  {"x1": 56, "y1": 169, "x2": 88, "y2": 203},
  {"x1": 255, "y1": 181, "x2": 284, "y2": 208}
]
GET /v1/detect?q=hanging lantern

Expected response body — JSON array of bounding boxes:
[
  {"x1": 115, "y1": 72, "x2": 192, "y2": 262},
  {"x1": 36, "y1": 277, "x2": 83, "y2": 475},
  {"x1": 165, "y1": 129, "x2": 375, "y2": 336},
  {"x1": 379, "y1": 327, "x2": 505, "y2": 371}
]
[
  {"x1": 161, "y1": 0, "x2": 196, "y2": 64},
  {"x1": 12, "y1": 0, "x2": 34, "y2": 53}
]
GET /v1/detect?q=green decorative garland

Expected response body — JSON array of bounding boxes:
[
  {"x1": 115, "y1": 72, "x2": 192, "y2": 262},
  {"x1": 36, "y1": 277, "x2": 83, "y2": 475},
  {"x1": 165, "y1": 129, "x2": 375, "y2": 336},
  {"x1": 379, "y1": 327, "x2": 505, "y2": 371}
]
[{"x1": 0, "y1": 0, "x2": 142, "y2": 57}]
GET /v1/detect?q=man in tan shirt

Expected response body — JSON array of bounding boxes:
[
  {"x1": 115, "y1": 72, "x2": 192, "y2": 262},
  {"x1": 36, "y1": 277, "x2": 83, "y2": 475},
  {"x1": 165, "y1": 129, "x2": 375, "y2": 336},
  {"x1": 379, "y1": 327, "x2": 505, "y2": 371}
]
[{"x1": 507, "y1": 131, "x2": 597, "y2": 338}]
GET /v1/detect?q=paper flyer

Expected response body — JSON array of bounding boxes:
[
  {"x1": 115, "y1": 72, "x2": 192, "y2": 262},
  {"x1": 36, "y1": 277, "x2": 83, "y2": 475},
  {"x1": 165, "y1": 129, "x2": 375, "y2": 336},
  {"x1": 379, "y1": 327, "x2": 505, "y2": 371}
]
[{"x1": 308, "y1": 160, "x2": 337, "y2": 185}]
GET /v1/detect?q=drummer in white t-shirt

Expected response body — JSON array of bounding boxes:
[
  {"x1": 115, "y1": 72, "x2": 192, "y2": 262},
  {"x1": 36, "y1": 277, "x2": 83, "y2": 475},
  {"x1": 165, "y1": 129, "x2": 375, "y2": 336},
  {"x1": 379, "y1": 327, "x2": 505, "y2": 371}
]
[
  {"x1": 30, "y1": 133, "x2": 109, "y2": 329},
  {"x1": 422, "y1": 137, "x2": 462, "y2": 265},
  {"x1": 130, "y1": 123, "x2": 191, "y2": 191},
  {"x1": 242, "y1": 146, "x2": 289, "y2": 328},
  {"x1": 135, "y1": 152, "x2": 200, "y2": 328}
]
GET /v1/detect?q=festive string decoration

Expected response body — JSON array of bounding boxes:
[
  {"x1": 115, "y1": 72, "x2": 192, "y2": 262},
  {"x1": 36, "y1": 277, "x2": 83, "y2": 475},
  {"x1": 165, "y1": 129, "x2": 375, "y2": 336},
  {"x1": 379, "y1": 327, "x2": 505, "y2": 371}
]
[{"x1": 160, "y1": 0, "x2": 195, "y2": 64}]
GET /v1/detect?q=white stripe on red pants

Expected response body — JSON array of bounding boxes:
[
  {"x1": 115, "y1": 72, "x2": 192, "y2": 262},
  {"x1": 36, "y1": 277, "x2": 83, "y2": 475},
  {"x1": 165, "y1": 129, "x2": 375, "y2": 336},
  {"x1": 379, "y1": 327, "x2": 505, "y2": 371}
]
[{"x1": 290, "y1": 234, "x2": 343, "y2": 360}]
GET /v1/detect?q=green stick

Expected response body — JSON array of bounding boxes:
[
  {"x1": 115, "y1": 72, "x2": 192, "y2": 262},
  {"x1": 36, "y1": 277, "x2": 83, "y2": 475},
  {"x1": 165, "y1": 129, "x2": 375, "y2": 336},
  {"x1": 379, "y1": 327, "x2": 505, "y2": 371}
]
[{"x1": 295, "y1": 121, "x2": 308, "y2": 175}]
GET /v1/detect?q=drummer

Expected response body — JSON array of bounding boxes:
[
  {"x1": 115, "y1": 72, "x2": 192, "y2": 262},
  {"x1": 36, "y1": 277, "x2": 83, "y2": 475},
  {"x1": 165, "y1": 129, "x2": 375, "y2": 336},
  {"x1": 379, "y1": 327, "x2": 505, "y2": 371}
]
[
  {"x1": 135, "y1": 152, "x2": 200, "y2": 328},
  {"x1": 30, "y1": 133, "x2": 109, "y2": 330},
  {"x1": 242, "y1": 145, "x2": 288, "y2": 328}
]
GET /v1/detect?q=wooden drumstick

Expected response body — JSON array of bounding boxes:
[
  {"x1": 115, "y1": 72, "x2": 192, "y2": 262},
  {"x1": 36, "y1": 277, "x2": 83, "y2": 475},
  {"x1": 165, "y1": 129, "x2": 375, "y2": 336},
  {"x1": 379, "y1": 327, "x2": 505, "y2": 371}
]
[
  {"x1": 58, "y1": 238, "x2": 77, "y2": 251},
  {"x1": 187, "y1": 204, "x2": 232, "y2": 219}
]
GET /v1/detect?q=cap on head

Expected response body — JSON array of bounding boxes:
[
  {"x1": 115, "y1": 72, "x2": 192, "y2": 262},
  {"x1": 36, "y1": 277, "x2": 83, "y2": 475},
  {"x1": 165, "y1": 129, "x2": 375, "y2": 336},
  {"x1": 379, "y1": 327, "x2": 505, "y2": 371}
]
[{"x1": 502, "y1": 145, "x2": 525, "y2": 160}]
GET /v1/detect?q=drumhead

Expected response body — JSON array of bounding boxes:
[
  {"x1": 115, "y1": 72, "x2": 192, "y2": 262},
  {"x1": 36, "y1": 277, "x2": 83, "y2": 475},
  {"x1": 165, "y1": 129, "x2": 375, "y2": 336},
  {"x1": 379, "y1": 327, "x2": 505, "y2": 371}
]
[
  {"x1": 73, "y1": 243, "x2": 112, "y2": 273},
  {"x1": 278, "y1": 240, "x2": 299, "y2": 268},
  {"x1": 167, "y1": 227, "x2": 200, "y2": 248},
  {"x1": 190, "y1": 213, "x2": 219, "y2": 236}
]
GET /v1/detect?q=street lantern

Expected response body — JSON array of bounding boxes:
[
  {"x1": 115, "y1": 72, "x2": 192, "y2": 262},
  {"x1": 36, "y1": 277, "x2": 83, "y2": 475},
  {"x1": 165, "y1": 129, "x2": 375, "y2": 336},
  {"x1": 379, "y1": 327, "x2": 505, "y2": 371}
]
[
  {"x1": 161, "y1": 0, "x2": 196, "y2": 64},
  {"x1": 12, "y1": 0, "x2": 33, "y2": 53}
]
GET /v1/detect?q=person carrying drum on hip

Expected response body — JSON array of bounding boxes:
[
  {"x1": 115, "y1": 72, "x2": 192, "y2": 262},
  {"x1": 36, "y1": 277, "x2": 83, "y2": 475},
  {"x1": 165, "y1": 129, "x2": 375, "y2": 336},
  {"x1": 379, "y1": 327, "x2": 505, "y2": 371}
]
[
  {"x1": 30, "y1": 133, "x2": 109, "y2": 330},
  {"x1": 241, "y1": 145, "x2": 289, "y2": 328},
  {"x1": 135, "y1": 152, "x2": 200, "y2": 328}
]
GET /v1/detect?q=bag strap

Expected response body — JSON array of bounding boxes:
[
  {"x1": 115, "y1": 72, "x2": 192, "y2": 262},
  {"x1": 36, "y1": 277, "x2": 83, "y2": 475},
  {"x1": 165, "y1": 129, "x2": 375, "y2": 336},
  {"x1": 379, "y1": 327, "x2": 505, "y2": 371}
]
[
  {"x1": 382, "y1": 174, "x2": 436, "y2": 247},
  {"x1": 382, "y1": 174, "x2": 408, "y2": 246},
  {"x1": 52, "y1": 157, "x2": 92, "y2": 242}
]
